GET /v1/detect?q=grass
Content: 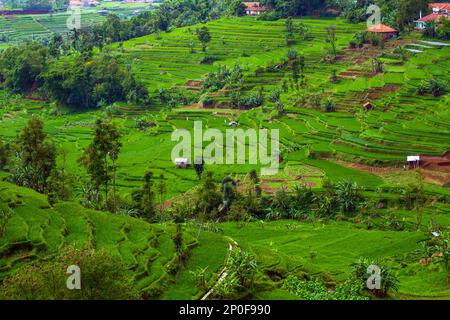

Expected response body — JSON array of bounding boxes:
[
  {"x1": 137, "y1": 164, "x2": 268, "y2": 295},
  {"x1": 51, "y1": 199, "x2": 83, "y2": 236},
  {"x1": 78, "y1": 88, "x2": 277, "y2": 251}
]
[
  {"x1": 0, "y1": 16, "x2": 449, "y2": 299},
  {"x1": 0, "y1": 180, "x2": 227, "y2": 298},
  {"x1": 0, "y1": 4, "x2": 151, "y2": 45}
]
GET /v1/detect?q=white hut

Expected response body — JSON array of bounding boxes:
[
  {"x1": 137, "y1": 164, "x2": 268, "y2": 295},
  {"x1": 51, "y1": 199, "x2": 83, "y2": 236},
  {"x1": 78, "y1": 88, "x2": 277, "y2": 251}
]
[{"x1": 175, "y1": 158, "x2": 189, "y2": 168}]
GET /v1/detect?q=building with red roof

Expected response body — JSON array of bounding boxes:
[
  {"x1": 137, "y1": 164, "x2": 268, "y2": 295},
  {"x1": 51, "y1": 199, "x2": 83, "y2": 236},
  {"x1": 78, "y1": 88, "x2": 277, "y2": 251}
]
[
  {"x1": 415, "y1": 3, "x2": 449, "y2": 29},
  {"x1": 367, "y1": 24, "x2": 398, "y2": 39},
  {"x1": 243, "y1": 2, "x2": 268, "y2": 16}
]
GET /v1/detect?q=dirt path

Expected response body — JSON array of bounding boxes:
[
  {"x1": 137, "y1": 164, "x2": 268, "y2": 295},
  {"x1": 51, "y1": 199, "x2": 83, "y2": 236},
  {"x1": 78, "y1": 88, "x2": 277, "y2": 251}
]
[{"x1": 200, "y1": 237, "x2": 238, "y2": 300}]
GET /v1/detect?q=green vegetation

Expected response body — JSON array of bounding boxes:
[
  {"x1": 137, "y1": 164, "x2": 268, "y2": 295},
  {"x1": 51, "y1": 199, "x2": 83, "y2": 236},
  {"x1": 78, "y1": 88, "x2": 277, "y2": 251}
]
[{"x1": 0, "y1": 0, "x2": 449, "y2": 300}]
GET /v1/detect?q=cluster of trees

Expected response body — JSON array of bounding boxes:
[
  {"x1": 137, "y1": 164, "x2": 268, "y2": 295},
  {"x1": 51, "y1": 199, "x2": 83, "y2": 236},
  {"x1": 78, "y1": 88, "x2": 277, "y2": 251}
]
[
  {"x1": 423, "y1": 17, "x2": 450, "y2": 40},
  {"x1": 203, "y1": 63, "x2": 244, "y2": 92},
  {"x1": 0, "y1": 247, "x2": 140, "y2": 300},
  {"x1": 0, "y1": 118, "x2": 72, "y2": 201},
  {"x1": 329, "y1": 0, "x2": 430, "y2": 31},
  {"x1": 66, "y1": 0, "x2": 242, "y2": 48},
  {"x1": 417, "y1": 77, "x2": 448, "y2": 97},
  {"x1": 211, "y1": 248, "x2": 258, "y2": 299},
  {"x1": 0, "y1": 43, "x2": 148, "y2": 108},
  {"x1": 1, "y1": 0, "x2": 67, "y2": 11},
  {"x1": 283, "y1": 256, "x2": 399, "y2": 299},
  {"x1": 260, "y1": 0, "x2": 328, "y2": 17}
]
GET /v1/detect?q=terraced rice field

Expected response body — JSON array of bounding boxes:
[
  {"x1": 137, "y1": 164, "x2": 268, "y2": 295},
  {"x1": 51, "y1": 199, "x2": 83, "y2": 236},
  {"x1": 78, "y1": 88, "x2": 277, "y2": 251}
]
[
  {"x1": 0, "y1": 16, "x2": 449, "y2": 300},
  {"x1": 1, "y1": 179, "x2": 449, "y2": 299},
  {"x1": 0, "y1": 180, "x2": 228, "y2": 298},
  {"x1": 0, "y1": 3, "x2": 150, "y2": 44}
]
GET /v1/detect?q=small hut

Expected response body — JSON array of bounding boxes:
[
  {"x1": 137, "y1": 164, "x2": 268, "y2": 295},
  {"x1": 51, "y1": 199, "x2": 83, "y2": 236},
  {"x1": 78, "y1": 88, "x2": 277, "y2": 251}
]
[
  {"x1": 364, "y1": 102, "x2": 374, "y2": 111},
  {"x1": 407, "y1": 155, "x2": 420, "y2": 169},
  {"x1": 175, "y1": 158, "x2": 189, "y2": 169},
  {"x1": 367, "y1": 24, "x2": 398, "y2": 40}
]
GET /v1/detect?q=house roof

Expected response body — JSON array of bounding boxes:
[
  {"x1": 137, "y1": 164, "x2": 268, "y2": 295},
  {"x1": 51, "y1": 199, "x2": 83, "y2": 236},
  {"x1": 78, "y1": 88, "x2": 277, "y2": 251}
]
[
  {"x1": 243, "y1": 2, "x2": 267, "y2": 11},
  {"x1": 367, "y1": 24, "x2": 398, "y2": 33},
  {"x1": 407, "y1": 156, "x2": 420, "y2": 162},
  {"x1": 429, "y1": 3, "x2": 450, "y2": 11},
  {"x1": 418, "y1": 13, "x2": 446, "y2": 22}
]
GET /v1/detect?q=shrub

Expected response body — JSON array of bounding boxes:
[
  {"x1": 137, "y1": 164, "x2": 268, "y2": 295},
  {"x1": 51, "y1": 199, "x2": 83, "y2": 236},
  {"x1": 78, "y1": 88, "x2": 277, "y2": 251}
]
[
  {"x1": 283, "y1": 275, "x2": 329, "y2": 300},
  {"x1": 0, "y1": 247, "x2": 140, "y2": 300},
  {"x1": 332, "y1": 278, "x2": 368, "y2": 300},
  {"x1": 348, "y1": 40, "x2": 358, "y2": 49},
  {"x1": 334, "y1": 180, "x2": 364, "y2": 214},
  {"x1": 425, "y1": 77, "x2": 447, "y2": 97},
  {"x1": 200, "y1": 55, "x2": 217, "y2": 64},
  {"x1": 283, "y1": 275, "x2": 368, "y2": 300},
  {"x1": 212, "y1": 248, "x2": 257, "y2": 299},
  {"x1": 256, "y1": 11, "x2": 282, "y2": 21},
  {"x1": 322, "y1": 97, "x2": 336, "y2": 112},
  {"x1": 351, "y1": 257, "x2": 399, "y2": 298},
  {"x1": 0, "y1": 207, "x2": 13, "y2": 237}
]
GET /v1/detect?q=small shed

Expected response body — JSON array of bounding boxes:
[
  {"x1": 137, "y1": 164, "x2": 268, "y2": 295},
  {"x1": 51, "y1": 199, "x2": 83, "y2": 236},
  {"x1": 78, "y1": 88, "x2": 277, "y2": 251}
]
[
  {"x1": 364, "y1": 102, "x2": 374, "y2": 111},
  {"x1": 367, "y1": 24, "x2": 398, "y2": 40},
  {"x1": 175, "y1": 158, "x2": 189, "y2": 168},
  {"x1": 407, "y1": 155, "x2": 420, "y2": 168}
]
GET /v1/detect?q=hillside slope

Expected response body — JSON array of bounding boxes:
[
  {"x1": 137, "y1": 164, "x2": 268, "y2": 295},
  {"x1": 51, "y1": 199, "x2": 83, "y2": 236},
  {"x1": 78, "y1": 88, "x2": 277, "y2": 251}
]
[{"x1": 0, "y1": 180, "x2": 228, "y2": 299}]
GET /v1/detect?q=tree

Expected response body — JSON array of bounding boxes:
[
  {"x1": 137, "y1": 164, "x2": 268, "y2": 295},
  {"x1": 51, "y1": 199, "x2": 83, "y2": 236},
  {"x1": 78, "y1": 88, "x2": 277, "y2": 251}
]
[
  {"x1": 326, "y1": 25, "x2": 338, "y2": 57},
  {"x1": 196, "y1": 26, "x2": 211, "y2": 52},
  {"x1": 228, "y1": 0, "x2": 246, "y2": 16},
  {"x1": 299, "y1": 54, "x2": 306, "y2": 88},
  {"x1": 189, "y1": 39, "x2": 196, "y2": 53},
  {"x1": 107, "y1": 125, "x2": 122, "y2": 213},
  {"x1": 0, "y1": 207, "x2": 13, "y2": 238},
  {"x1": 58, "y1": 148, "x2": 68, "y2": 200},
  {"x1": 423, "y1": 20, "x2": 437, "y2": 38},
  {"x1": 396, "y1": 0, "x2": 429, "y2": 31},
  {"x1": 11, "y1": 119, "x2": 56, "y2": 193},
  {"x1": 48, "y1": 33, "x2": 64, "y2": 57},
  {"x1": 43, "y1": 53, "x2": 148, "y2": 109},
  {"x1": 221, "y1": 176, "x2": 237, "y2": 214},
  {"x1": 0, "y1": 247, "x2": 140, "y2": 300},
  {"x1": 322, "y1": 97, "x2": 336, "y2": 112},
  {"x1": 157, "y1": 174, "x2": 167, "y2": 215},
  {"x1": 194, "y1": 156, "x2": 205, "y2": 180},
  {"x1": 0, "y1": 138, "x2": 10, "y2": 170},
  {"x1": 334, "y1": 180, "x2": 364, "y2": 214},
  {"x1": 48, "y1": 147, "x2": 72, "y2": 201},
  {"x1": 287, "y1": 50, "x2": 300, "y2": 90},
  {"x1": 298, "y1": 22, "x2": 310, "y2": 41},
  {"x1": 371, "y1": 57, "x2": 384, "y2": 73},
  {"x1": 438, "y1": 16, "x2": 450, "y2": 40},
  {"x1": 243, "y1": 169, "x2": 262, "y2": 215},
  {"x1": 351, "y1": 257, "x2": 399, "y2": 298},
  {"x1": 140, "y1": 171, "x2": 156, "y2": 220},
  {"x1": 78, "y1": 119, "x2": 121, "y2": 210},
  {"x1": 0, "y1": 42, "x2": 49, "y2": 93},
  {"x1": 196, "y1": 171, "x2": 222, "y2": 216},
  {"x1": 285, "y1": 17, "x2": 295, "y2": 46},
  {"x1": 433, "y1": 231, "x2": 449, "y2": 284}
]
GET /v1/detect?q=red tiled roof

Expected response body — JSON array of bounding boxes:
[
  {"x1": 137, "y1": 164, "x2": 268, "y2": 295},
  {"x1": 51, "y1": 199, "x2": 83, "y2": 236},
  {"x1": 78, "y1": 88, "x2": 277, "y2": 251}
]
[
  {"x1": 428, "y1": 3, "x2": 450, "y2": 10},
  {"x1": 243, "y1": 2, "x2": 267, "y2": 11},
  {"x1": 418, "y1": 13, "x2": 446, "y2": 22},
  {"x1": 367, "y1": 24, "x2": 398, "y2": 33}
]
